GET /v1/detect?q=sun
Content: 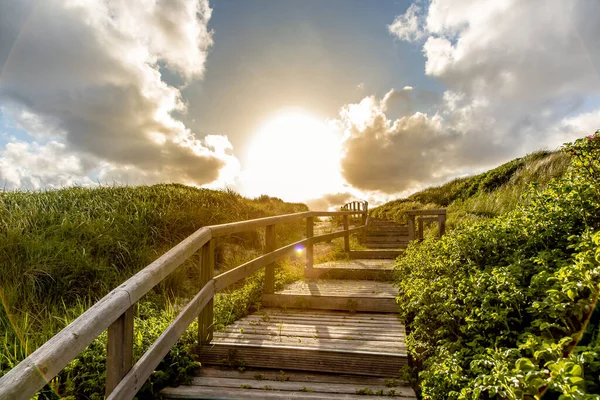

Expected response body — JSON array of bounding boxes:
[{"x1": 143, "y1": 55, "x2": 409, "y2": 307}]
[{"x1": 242, "y1": 109, "x2": 344, "y2": 201}]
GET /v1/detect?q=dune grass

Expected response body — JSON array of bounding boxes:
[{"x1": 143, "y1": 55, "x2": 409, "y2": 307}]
[
  {"x1": 0, "y1": 184, "x2": 308, "y2": 398},
  {"x1": 371, "y1": 151, "x2": 570, "y2": 229}
]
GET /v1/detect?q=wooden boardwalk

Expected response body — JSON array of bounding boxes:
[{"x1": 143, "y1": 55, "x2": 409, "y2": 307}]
[
  {"x1": 162, "y1": 210, "x2": 416, "y2": 399},
  {"x1": 1, "y1": 201, "x2": 442, "y2": 400}
]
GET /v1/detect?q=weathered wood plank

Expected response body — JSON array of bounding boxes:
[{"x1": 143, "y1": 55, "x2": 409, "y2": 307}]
[
  {"x1": 199, "y1": 239, "x2": 215, "y2": 344},
  {"x1": 343, "y1": 215, "x2": 350, "y2": 252},
  {"x1": 405, "y1": 209, "x2": 446, "y2": 216},
  {"x1": 198, "y1": 344, "x2": 407, "y2": 377},
  {"x1": 221, "y1": 326, "x2": 404, "y2": 341},
  {"x1": 275, "y1": 280, "x2": 396, "y2": 297},
  {"x1": 209, "y1": 212, "x2": 311, "y2": 237},
  {"x1": 162, "y1": 386, "x2": 414, "y2": 400},
  {"x1": 105, "y1": 306, "x2": 135, "y2": 396},
  {"x1": 305, "y1": 216, "x2": 314, "y2": 271},
  {"x1": 264, "y1": 225, "x2": 276, "y2": 294},
  {"x1": 349, "y1": 250, "x2": 403, "y2": 259},
  {"x1": 262, "y1": 294, "x2": 396, "y2": 313},
  {"x1": 363, "y1": 243, "x2": 408, "y2": 249},
  {"x1": 194, "y1": 366, "x2": 406, "y2": 386},
  {"x1": 182, "y1": 376, "x2": 415, "y2": 397}
]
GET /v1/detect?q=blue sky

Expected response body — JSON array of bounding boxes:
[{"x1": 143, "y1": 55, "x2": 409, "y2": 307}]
[
  {"x1": 182, "y1": 0, "x2": 444, "y2": 158},
  {"x1": 0, "y1": 0, "x2": 599, "y2": 207}
]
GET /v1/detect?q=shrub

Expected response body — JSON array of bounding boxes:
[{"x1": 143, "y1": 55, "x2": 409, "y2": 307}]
[{"x1": 395, "y1": 133, "x2": 600, "y2": 398}]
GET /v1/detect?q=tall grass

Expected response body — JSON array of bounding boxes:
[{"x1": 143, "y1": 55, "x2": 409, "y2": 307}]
[
  {"x1": 371, "y1": 151, "x2": 570, "y2": 228},
  {"x1": 0, "y1": 184, "x2": 308, "y2": 397}
]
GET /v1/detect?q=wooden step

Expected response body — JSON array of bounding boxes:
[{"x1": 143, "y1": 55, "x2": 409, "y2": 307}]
[
  {"x1": 367, "y1": 229, "x2": 409, "y2": 236},
  {"x1": 363, "y1": 243, "x2": 408, "y2": 249},
  {"x1": 197, "y1": 309, "x2": 408, "y2": 378},
  {"x1": 361, "y1": 236, "x2": 409, "y2": 243},
  {"x1": 161, "y1": 367, "x2": 416, "y2": 399},
  {"x1": 349, "y1": 250, "x2": 403, "y2": 259},
  {"x1": 262, "y1": 280, "x2": 397, "y2": 312},
  {"x1": 306, "y1": 259, "x2": 394, "y2": 281}
]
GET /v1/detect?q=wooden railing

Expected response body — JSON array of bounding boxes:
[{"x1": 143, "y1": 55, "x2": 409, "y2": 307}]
[
  {"x1": 0, "y1": 207, "x2": 368, "y2": 400},
  {"x1": 341, "y1": 200, "x2": 369, "y2": 227},
  {"x1": 406, "y1": 209, "x2": 446, "y2": 241}
]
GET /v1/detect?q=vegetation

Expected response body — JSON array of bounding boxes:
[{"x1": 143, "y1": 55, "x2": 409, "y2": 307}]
[
  {"x1": 372, "y1": 150, "x2": 570, "y2": 228},
  {"x1": 395, "y1": 133, "x2": 600, "y2": 398},
  {"x1": 0, "y1": 185, "x2": 308, "y2": 398}
]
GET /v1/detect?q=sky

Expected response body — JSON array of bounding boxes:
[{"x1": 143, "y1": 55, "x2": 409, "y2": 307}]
[{"x1": 0, "y1": 0, "x2": 599, "y2": 209}]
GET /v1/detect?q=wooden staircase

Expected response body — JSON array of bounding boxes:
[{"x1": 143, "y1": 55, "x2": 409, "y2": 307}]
[
  {"x1": 360, "y1": 218, "x2": 409, "y2": 250},
  {"x1": 1, "y1": 203, "x2": 428, "y2": 400},
  {"x1": 161, "y1": 214, "x2": 415, "y2": 399}
]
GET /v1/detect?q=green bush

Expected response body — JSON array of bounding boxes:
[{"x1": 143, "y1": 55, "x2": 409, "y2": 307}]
[{"x1": 395, "y1": 133, "x2": 600, "y2": 398}]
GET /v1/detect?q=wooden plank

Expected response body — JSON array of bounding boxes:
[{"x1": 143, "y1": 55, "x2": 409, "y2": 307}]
[
  {"x1": 315, "y1": 259, "x2": 395, "y2": 270},
  {"x1": 307, "y1": 268, "x2": 393, "y2": 281},
  {"x1": 251, "y1": 307, "x2": 401, "y2": 325},
  {"x1": 264, "y1": 225, "x2": 276, "y2": 294},
  {"x1": 213, "y1": 238, "x2": 307, "y2": 291},
  {"x1": 438, "y1": 214, "x2": 446, "y2": 237},
  {"x1": 239, "y1": 314, "x2": 400, "y2": 328},
  {"x1": 221, "y1": 326, "x2": 404, "y2": 341},
  {"x1": 343, "y1": 215, "x2": 350, "y2": 252},
  {"x1": 361, "y1": 236, "x2": 409, "y2": 243},
  {"x1": 275, "y1": 280, "x2": 396, "y2": 296},
  {"x1": 216, "y1": 329, "x2": 403, "y2": 344},
  {"x1": 349, "y1": 250, "x2": 402, "y2": 259},
  {"x1": 209, "y1": 212, "x2": 311, "y2": 237},
  {"x1": 199, "y1": 239, "x2": 215, "y2": 344},
  {"x1": 105, "y1": 306, "x2": 135, "y2": 396},
  {"x1": 107, "y1": 282, "x2": 215, "y2": 400},
  {"x1": 198, "y1": 344, "x2": 407, "y2": 377},
  {"x1": 162, "y1": 386, "x2": 415, "y2": 399},
  {"x1": 363, "y1": 243, "x2": 408, "y2": 249},
  {"x1": 305, "y1": 216, "x2": 314, "y2": 272},
  {"x1": 262, "y1": 294, "x2": 396, "y2": 313},
  {"x1": 182, "y1": 376, "x2": 415, "y2": 397},
  {"x1": 407, "y1": 215, "x2": 415, "y2": 241},
  {"x1": 210, "y1": 336, "x2": 404, "y2": 354},
  {"x1": 405, "y1": 209, "x2": 446, "y2": 216},
  {"x1": 194, "y1": 366, "x2": 408, "y2": 386}
]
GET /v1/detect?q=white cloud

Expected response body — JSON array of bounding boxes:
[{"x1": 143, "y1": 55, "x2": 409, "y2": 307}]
[
  {"x1": 0, "y1": 0, "x2": 239, "y2": 189},
  {"x1": 355, "y1": 0, "x2": 600, "y2": 195},
  {"x1": 0, "y1": 140, "x2": 94, "y2": 190},
  {"x1": 388, "y1": 3, "x2": 426, "y2": 42}
]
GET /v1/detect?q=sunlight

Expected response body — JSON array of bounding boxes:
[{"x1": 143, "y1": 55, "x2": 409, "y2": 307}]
[{"x1": 242, "y1": 109, "x2": 344, "y2": 201}]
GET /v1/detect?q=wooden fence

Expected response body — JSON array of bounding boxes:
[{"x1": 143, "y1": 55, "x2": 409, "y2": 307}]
[
  {"x1": 406, "y1": 209, "x2": 446, "y2": 241},
  {"x1": 0, "y1": 207, "x2": 368, "y2": 400}
]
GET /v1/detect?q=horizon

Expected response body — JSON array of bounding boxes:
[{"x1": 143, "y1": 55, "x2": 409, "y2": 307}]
[{"x1": 1, "y1": 0, "x2": 599, "y2": 209}]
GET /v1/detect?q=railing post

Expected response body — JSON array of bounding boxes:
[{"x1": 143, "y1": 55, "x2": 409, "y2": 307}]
[
  {"x1": 362, "y1": 201, "x2": 368, "y2": 226},
  {"x1": 199, "y1": 238, "x2": 215, "y2": 345},
  {"x1": 105, "y1": 305, "x2": 135, "y2": 397},
  {"x1": 306, "y1": 216, "x2": 314, "y2": 275},
  {"x1": 438, "y1": 214, "x2": 446, "y2": 238},
  {"x1": 408, "y1": 214, "x2": 416, "y2": 241},
  {"x1": 265, "y1": 224, "x2": 276, "y2": 294},
  {"x1": 418, "y1": 217, "x2": 424, "y2": 241},
  {"x1": 343, "y1": 214, "x2": 350, "y2": 252}
]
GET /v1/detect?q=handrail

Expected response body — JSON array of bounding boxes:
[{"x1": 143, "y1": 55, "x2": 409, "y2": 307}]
[
  {"x1": 0, "y1": 207, "x2": 368, "y2": 400},
  {"x1": 405, "y1": 208, "x2": 447, "y2": 240}
]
